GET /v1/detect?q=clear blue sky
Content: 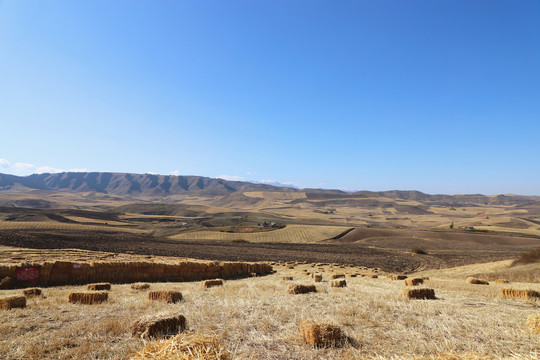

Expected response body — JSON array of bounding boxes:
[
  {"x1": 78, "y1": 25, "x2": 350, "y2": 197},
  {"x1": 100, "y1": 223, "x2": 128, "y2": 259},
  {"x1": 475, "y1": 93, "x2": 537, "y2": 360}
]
[{"x1": 1, "y1": 1, "x2": 539, "y2": 195}]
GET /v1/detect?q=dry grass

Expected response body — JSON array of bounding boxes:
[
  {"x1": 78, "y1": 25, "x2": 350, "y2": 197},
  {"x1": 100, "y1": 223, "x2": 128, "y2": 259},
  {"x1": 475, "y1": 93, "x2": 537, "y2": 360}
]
[
  {"x1": 130, "y1": 332, "x2": 229, "y2": 360},
  {"x1": 87, "y1": 283, "x2": 112, "y2": 291},
  {"x1": 527, "y1": 315, "x2": 540, "y2": 334},
  {"x1": 1, "y1": 267, "x2": 540, "y2": 359},
  {"x1": 0, "y1": 295, "x2": 26, "y2": 310},
  {"x1": 148, "y1": 290, "x2": 183, "y2": 303},
  {"x1": 68, "y1": 291, "x2": 108, "y2": 305}
]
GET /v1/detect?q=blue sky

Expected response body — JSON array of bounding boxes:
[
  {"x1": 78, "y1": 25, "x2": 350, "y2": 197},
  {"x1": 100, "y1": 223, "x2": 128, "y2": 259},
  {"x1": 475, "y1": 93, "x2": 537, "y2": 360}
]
[{"x1": 0, "y1": 1, "x2": 539, "y2": 195}]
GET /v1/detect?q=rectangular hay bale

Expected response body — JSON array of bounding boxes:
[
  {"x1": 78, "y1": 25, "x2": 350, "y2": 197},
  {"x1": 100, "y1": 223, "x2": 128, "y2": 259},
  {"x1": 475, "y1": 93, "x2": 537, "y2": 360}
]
[
  {"x1": 68, "y1": 291, "x2": 108, "y2": 305},
  {"x1": 132, "y1": 314, "x2": 187, "y2": 339},
  {"x1": 500, "y1": 288, "x2": 540, "y2": 300},
  {"x1": 331, "y1": 274, "x2": 345, "y2": 279},
  {"x1": 527, "y1": 315, "x2": 540, "y2": 334},
  {"x1": 87, "y1": 282, "x2": 112, "y2": 291},
  {"x1": 300, "y1": 320, "x2": 343, "y2": 348},
  {"x1": 288, "y1": 284, "x2": 317, "y2": 295},
  {"x1": 148, "y1": 290, "x2": 183, "y2": 303},
  {"x1": 22, "y1": 288, "x2": 42, "y2": 297},
  {"x1": 404, "y1": 278, "x2": 424, "y2": 286},
  {"x1": 202, "y1": 279, "x2": 224, "y2": 288},
  {"x1": 131, "y1": 282, "x2": 151, "y2": 291},
  {"x1": 0, "y1": 295, "x2": 26, "y2": 310},
  {"x1": 466, "y1": 277, "x2": 489, "y2": 285},
  {"x1": 330, "y1": 280, "x2": 347, "y2": 288},
  {"x1": 400, "y1": 288, "x2": 436, "y2": 300}
]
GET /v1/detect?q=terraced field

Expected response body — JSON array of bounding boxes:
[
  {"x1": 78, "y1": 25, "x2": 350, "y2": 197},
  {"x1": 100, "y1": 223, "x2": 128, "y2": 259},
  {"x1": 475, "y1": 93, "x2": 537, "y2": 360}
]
[
  {"x1": 168, "y1": 224, "x2": 352, "y2": 243},
  {"x1": 0, "y1": 221, "x2": 144, "y2": 233}
]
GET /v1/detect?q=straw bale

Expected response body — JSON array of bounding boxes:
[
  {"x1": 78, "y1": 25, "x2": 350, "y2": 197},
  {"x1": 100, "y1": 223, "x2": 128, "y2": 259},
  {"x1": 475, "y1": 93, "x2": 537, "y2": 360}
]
[
  {"x1": 404, "y1": 278, "x2": 424, "y2": 286},
  {"x1": 500, "y1": 288, "x2": 540, "y2": 300},
  {"x1": 367, "y1": 274, "x2": 378, "y2": 278},
  {"x1": 313, "y1": 274, "x2": 322, "y2": 282},
  {"x1": 130, "y1": 332, "x2": 228, "y2": 360},
  {"x1": 131, "y1": 283, "x2": 151, "y2": 291},
  {"x1": 249, "y1": 273, "x2": 257, "y2": 277},
  {"x1": 349, "y1": 274, "x2": 358, "y2": 278},
  {"x1": 22, "y1": 288, "x2": 42, "y2": 297},
  {"x1": 282, "y1": 276, "x2": 293, "y2": 281},
  {"x1": 527, "y1": 315, "x2": 540, "y2": 334},
  {"x1": 466, "y1": 277, "x2": 489, "y2": 285},
  {"x1": 400, "y1": 288, "x2": 436, "y2": 300},
  {"x1": 132, "y1": 314, "x2": 187, "y2": 339},
  {"x1": 0, "y1": 276, "x2": 16, "y2": 289},
  {"x1": 422, "y1": 277, "x2": 430, "y2": 280},
  {"x1": 148, "y1": 291, "x2": 183, "y2": 303},
  {"x1": 87, "y1": 282, "x2": 112, "y2": 291},
  {"x1": 495, "y1": 279, "x2": 510, "y2": 284},
  {"x1": 288, "y1": 284, "x2": 317, "y2": 295},
  {"x1": 202, "y1": 279, "x2": 224, "y2": 288},
  {"x1": 389, "y1": 275, "x2": 407, "y2": 280},
  {"x1": 0, "y1": 295, "x2": 26, "y2": 310},
  {"x1": 331, "y1": 274, "x2": 345, "y2": 279},
  {"x1": 300, "y1": 320, "x2": 343, "y2": 348},
  {"x1": 330, "y1": 280, "x2": 347, "y2": 288},
  {"x1": 68, "y1": 291, "x2": 108, "y2": 304}
]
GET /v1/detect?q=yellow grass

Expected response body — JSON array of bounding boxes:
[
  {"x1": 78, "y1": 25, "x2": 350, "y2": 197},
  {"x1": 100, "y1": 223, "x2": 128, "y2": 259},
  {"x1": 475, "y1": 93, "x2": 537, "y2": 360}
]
[{"x1": 168, "y1": 224, "x2": 351, "y2": 243}]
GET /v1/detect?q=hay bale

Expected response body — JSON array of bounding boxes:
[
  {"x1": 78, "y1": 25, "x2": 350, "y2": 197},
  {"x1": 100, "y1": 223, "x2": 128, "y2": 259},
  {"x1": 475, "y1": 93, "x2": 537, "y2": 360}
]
[
  {"x1": 148, "y1": 291, "x2": 183, "y2": 303},
  {"x1": 22, "y1": 288, "x2": 42, "y2": 297},
  {"x1": 130, "y1": 332, "x2": 229, "y2": 359},
  {"x1": 466, "y1": 277, "x2": 489, "y2": 285},
  {"x1": 202, "y1": 279, "x2": 224, "y2": 288},
  {"x1": 87, "y1": 282, "x2": 112, "y2": 291},
  {"x1": 495, "y1": 279, "x2": 510, "y2": 284},
  {"x1": 249, "y1": 273, "x2": 257, "y2": 277},
  {"x1": 0, "y1": 295, "x2": 26, "y2": 310},
  {"x1": 331, "y1": 274, "x2": 345, "y2": 279},
  {"x1": 400, "y1": 288, "x2": 436, "y2": 300},
  {"x1": 330, "y1": 280, "x2": 347, "y2": 288},
  {"x1": 404, "y1": 278, "x2": 424, "y2": 286},
  {"x1": 131, "y1": 283, "x2": 151, "y2": 291},
  {"x1": 300, "y1": 320, "x2": 343, "y2": 348},
  {"x1": 282, "y1": 276, "x2": 293, "y2": 281},
  {"x1": 527, "y1": 315, "x2": 540, "y2": 334},
  {"x1": 288, "y1": 284, "x2": 317, "y2": 295},
  {"x1": 132, "y1": 314, "x2": 187, "y2": 339},
  {"x1": 367, "y1": 274, "x2": 378, "y2": 279},
  {"x1": 389, "y1": 275, "x2": 407, "y2": 280},
  {"x1": 68, "y1": 291, "x2": 108, "y2": 305},
  {"x1": 313, "y1": 274, "x2": 322, "y2": 282},
  {"x1": 500, "y1": 288, "x2": 540, "y2": 300},
  {"x1": 422, "y1": 277, "x2": 430, "y2": 280},
  {"x1": 0, "y1": 276, "x2": 16, "y2": 290},
  {"x1": 349, "y1": 274, "x2": 358, "y2": 278}
]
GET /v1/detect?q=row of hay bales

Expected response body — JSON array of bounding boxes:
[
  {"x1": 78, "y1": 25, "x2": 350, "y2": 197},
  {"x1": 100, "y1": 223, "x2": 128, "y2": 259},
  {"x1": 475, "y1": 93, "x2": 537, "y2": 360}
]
[{"x1": 0, "y1": 260, "x2": 272, "y2": 287}]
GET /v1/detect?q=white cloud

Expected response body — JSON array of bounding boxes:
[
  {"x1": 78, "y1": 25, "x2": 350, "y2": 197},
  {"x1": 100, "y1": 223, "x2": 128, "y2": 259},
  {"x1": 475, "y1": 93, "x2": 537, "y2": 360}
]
[
  {"x1": 0, "y1": 158, "x2": 9, "y2": 167},
  {"x1": 217, "y1": 175, "x2": 245, "y2": 181},
  {"x1": 170, "y1": 170, "x2": 181, "y2": 176},
  {"x1": 257, "y1": 179, "x2": 299, "y2": 188},
  {"x1": 14, "y1": 162, "x2": 36, "y2": 171},
  {"x1": 146, "y1": 171, "x2": 158, "y2": 175},
  {"x1": 36, "y1": 166, "x2": 63, "y2": 174},
  {"x1": 68, "y1": 168, "x2": 88, "y2": 173}
]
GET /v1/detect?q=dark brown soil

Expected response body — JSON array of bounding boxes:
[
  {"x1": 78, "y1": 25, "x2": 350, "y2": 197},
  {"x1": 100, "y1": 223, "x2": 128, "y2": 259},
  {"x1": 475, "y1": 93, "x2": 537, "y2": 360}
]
[{"x1": 0, "y1": 229, "x2": 535, "y2": 273}]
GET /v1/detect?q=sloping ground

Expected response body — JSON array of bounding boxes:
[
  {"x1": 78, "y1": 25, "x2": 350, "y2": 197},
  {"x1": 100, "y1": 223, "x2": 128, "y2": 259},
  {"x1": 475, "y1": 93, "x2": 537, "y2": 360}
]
[
  {"x1": 0, "y1": 230, "x2": 526, "y2": 273},
  {"x1": 169, "y1": 224, "x2": 351, "y2": 243},
  {"x1": 0, "y1": 221, "x2": 144, "y2": 233},
  {"x1": 413, "y1": 260, "x2": 540, "y2": 283},
  {"x1": 333, "y1": 228, "x2": 540, "y2": 251}
]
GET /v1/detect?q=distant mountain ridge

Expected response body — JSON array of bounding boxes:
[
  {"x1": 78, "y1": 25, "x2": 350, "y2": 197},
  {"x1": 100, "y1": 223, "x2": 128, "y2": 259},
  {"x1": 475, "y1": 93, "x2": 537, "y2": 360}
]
[{"x1": 0, "y1": 172, "x2": 538, "y2": 206}]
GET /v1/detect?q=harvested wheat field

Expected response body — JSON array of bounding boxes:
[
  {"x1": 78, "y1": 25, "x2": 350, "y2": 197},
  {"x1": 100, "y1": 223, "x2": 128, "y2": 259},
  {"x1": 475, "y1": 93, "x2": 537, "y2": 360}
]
[{"x1": 1, "y1": 261, "x2": 540, "y2": 359}]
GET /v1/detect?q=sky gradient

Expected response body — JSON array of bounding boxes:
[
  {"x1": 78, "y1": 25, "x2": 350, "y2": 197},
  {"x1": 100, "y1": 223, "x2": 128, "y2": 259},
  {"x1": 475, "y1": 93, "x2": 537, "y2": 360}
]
[{"x1": 1, "y1": 1, "x2": 539, "y2": 195}]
